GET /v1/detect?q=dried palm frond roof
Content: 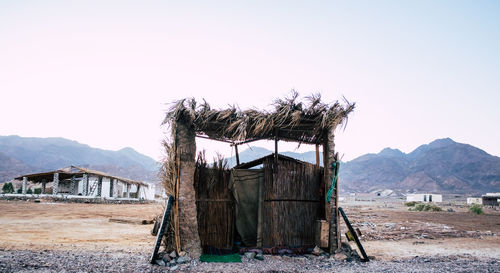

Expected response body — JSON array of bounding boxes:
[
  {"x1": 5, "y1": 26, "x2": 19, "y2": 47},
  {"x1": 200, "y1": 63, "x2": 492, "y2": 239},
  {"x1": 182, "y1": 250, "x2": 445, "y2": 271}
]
[{"x1": 162, "y1": 91, "x2": 355, "y2": 144}]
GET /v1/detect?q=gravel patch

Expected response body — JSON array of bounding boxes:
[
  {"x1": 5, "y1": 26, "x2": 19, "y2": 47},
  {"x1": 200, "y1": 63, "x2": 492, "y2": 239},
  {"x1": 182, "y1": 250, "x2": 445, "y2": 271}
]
[{"x1": 0, "y1": 250, "x2": 498, "y2": 273}]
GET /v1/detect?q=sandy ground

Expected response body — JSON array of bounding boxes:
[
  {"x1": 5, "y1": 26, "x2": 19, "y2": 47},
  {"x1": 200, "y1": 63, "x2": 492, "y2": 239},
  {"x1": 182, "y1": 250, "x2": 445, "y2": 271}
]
[
  {"x1": 341, "y1": 202, "x2": 500, "y2": 260},
  {"x1": 0, "y1": 199, "x2": 499, "y2": 272},
  {"x1": 0, "y1": 200, "x2": 163, "y2": 252}
]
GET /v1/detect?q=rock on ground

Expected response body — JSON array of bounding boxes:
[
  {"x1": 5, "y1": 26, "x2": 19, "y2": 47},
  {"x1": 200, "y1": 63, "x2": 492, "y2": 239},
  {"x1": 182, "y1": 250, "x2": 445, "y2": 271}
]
[{"x1": 0, "y1": 250, "x2": 498, "y2": 273}]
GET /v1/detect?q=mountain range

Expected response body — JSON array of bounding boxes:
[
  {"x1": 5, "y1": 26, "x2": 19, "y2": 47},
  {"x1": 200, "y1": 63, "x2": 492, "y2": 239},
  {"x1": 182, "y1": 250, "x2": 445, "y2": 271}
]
[
  {"x1": 1, "y1": 135, "x2": 499, "y2": 194},
  {"x1": 0, "y1": 135, "x2": 159, "y2": 183}
]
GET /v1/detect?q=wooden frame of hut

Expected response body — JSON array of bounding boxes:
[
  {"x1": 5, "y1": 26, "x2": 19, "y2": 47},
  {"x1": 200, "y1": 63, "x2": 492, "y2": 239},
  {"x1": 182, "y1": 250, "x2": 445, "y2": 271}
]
[{"x1": 161, "y1": 92, "x2": 354, "y2": 257}]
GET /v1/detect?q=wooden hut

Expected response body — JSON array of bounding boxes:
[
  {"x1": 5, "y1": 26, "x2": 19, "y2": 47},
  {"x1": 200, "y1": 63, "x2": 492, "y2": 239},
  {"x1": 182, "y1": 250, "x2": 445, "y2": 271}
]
[{"x1": 161, "y1": 92, "x2": 354, "y2": 257}]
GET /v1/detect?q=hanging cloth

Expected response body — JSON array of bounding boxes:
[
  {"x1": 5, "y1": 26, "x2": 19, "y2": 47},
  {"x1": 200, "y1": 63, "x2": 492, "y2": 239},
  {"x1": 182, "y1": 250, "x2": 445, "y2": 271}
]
[{"x1": 326, "y1": 161, "x2": 339, "y2": 203}]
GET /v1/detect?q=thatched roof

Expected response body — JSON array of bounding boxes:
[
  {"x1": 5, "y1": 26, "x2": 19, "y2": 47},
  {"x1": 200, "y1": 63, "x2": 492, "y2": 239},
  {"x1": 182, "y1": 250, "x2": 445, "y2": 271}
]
[{"x1": 162, "y1": 91, "x2": 354, "y2": 144}]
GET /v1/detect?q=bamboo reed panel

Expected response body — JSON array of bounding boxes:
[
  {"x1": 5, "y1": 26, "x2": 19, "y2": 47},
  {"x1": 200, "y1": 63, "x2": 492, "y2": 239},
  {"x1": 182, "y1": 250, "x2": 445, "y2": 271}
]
[
  {"x1": 262, "y1": 201, "x2": 319, "y2": 247},
  {"x1": 261, "y1": 157, "x2": 323, "y2": 247},
  {"x1": 196, "y1": 200, "x2": 234, "y2": 249},
  {"x1": 263, "y1": 157, "x2": 321, "y2": 201},
  {"x1": 194, "y1": 165, "x2": 234, "y2": 249}
]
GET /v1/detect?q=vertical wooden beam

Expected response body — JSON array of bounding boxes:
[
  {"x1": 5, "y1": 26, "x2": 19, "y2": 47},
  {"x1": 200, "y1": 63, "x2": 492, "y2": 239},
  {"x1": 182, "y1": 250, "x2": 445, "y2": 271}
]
[
  {"x1": 235, "y1": 144, "x2": 240, "y2": 166},
  {"x1": 335, "y1": 161, "x2": 340, "y2": 249},
  {"x1": 324, "y1": 129, "x2": 340, "y2": 254},
  {"x1": 175, "y1": 120, "x2": 202, "y2": 258},
  {"x1": 315, "y1": 144, "x2": 320, "y2": 168},
  {"x1": 274, "y1": 128, "x2": 279, "y2": 165},
  {"x1": 175, "y1": 149, "x2": 181, "y2": 253}
]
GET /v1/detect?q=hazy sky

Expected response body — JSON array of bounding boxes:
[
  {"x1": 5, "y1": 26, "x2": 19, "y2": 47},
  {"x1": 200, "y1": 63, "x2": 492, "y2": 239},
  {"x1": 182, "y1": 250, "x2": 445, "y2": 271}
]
[{"x1": 1, "y1": 1, "x2": 499, "y2": 162}]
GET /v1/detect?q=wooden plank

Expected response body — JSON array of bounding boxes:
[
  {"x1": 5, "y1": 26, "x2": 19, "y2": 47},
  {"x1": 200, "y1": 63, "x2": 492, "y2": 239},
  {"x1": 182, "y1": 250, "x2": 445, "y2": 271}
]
[
  {"x1": 335, "y1": 162, "x2": 341, "y2": 249},
  {"x1": 315, "y1": 144, "x2": 320, "y2": 168},
  {"x1": 256, "y1": 172, "x2": 263, "y2": 247},
  {"x1": 339, "y1": 207, "x2": 369, "y2": 262},
  {"x1": 109, "y1": 218, "x2": 154, "y2": 225},
  {"x1": 274, "y1": 131, "x2": 278, "y2": 166},
  {"x1": 150, "y1": 196, "x2": 173, "y2": 263},
  {"x1": 315, "y1": 220, "x2": 329, "y2": 248},
  {"x1": 175, "y1": 148, "x2": 181, "y2": 252}
]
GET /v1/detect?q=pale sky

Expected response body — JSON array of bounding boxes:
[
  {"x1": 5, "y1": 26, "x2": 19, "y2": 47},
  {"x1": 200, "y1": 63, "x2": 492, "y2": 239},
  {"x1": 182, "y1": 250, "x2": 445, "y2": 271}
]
[{"x1": 1, "y1": 1, "x2": 499, "y2": 162}]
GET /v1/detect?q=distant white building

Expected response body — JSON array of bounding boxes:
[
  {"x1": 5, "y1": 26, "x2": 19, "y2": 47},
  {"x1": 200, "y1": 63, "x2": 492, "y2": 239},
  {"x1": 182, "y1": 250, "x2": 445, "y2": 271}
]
[
  {"x1": 406, "y1": 193, "x2": 442, "y2": 203},
  {"x1": 140, "y1": 183, "x2": 156, "y2": 200},
  {"x1": 467, "y1": 197, "x2": 482, "y2": 205},
  {"x1": 485, "y1": 192, "x2": 500, "y2": 196},
  {"x1": 14, "y1": 166, "x2": 156, "y2": 200}
]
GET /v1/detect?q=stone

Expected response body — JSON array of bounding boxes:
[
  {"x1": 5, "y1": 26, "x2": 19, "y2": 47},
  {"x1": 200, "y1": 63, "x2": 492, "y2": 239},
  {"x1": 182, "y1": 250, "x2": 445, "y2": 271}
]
[
  {"x1": 170, "y1": 265, "x2": 179, "y2": 271},
  {"x1": 169, "y1": 251, "x2": 177, "y2": 259},
  {"x1": 447, "y1": 208, "x2": 455, "y2": 212},
  {"x1": 155, "y1": 259, "x2": 165, "y2": 266},
  {"x1": 385, "y1": 223, "x2": 396, "y2": 229},
  {"x1": 295, "y1": 256, "x2": 308, "y2": 262},
  {"x1": 255, "y1": 253, "x2": 264, "y2": 261},
  {"x1": 178, "y1": 251, "x2": 187, "y2": 257},
  {"x1": 312, "y1": 246, "x2": 325, "y2": 256},
  {"x1": 162, "y1": 254, "x2": 172, "y2": 263},
  {"x1": 333, "y1": 253, "x2": 347, "y2": 261},
  {"x1": 177, "y1": 255, "x2": 191, "y2": 264},
  {"x1": 244, "y1": 252, "x2": 256, "y2": 259}
]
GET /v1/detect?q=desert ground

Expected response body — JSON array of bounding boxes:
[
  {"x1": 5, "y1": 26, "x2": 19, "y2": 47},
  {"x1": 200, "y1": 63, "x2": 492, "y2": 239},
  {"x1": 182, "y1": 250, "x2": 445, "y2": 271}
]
[{"x1": 0, "y1": 198, "x2": 498, "y2": 272}]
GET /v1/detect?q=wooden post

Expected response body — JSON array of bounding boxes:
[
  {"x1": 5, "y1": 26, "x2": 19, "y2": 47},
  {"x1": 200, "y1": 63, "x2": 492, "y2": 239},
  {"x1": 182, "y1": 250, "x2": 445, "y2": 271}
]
[
  {"x1": 315, "y1": 144, "x2": 320, "y2": 168},
  {"x1": 235, "y1": 145, "x2": 240, "y2": 166},
  {"x1": 174, "y1": 120, "x2": 202, "y2": 258},
  {"x1": 175, "y1": 149, "x2": 181, "y2": 252},
  {"x1": 324, "y1": 129, "x2": 340, "y2": 253},
  {"x1": 274, "y1": 128, "x2": 279, "y2": 165}
]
